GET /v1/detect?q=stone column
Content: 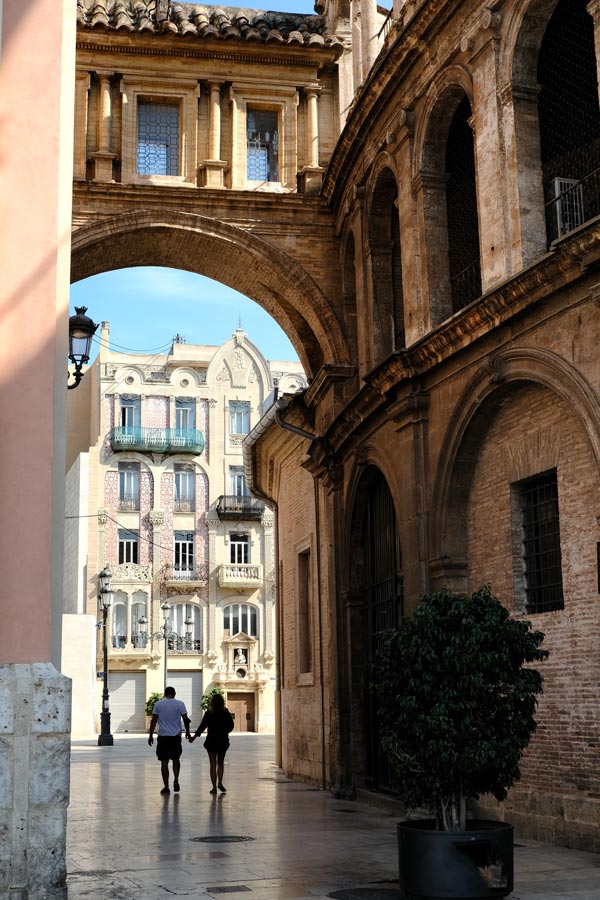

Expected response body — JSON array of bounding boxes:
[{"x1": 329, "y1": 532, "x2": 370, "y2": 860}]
[
  {"x1": 298, "y1": 86, "x2": 324, "y2": 195},
  {"x1": 205, "y1": 510, "x2": 221, "y2": 674},
  {"x1": 413, "y1": 171, "x2": 451, "y2": 330},
  {"x1": 73, "y1": 71, "x2": 90, "y2": 181},
  {"x1": 0, "y1": 0, "x2": 76, "y2": 892},
  {"x1": 200, "y1": 81, "x2": 227, "y2": 188},
  {"x1": 393, "y1": 111, "x2": 424, "y2": 346},
  {"x1": 500, "y1": 82, "x2": 547, "y2": 271},
  {"x1": 467, "y1": 13, "x2": 510, "y2": 291},
  {"x1": 351, "y1": 0, "x2": 362, "y2": 91},
  {"x1": 360, "y1": 0, "x2": 379, "y2": 81},
  {"x1": 587, "y1": 0, "x2": 600, "y2": 104},
  {"x1": 91, "y1": 71, "x2": 116, "y2": 182}
]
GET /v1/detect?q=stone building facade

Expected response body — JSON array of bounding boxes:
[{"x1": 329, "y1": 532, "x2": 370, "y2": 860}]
[
  {"x1": 2, "y1": 1, "x2": 596, "y2": 892},
  {"x1": 64, "y1": 326, "x2": 305, "y2": 736},
  {"x1": 243, "y1": 0, "x2": 600, "y2": 850}
]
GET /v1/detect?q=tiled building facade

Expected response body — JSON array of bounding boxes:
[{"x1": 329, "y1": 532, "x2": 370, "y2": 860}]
[{"x1": 64, "y1": 326, "x2": 306, "y2": 736}]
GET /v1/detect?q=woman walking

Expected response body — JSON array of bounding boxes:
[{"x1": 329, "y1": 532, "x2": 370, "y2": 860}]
[{"x1": 189, "y1": 693, "x2": 234, "y2": 793}]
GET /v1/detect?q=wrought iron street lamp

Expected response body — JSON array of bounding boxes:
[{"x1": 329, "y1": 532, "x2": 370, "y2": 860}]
[
  {"x1": 97, "y1": 566, "x2": 114, "y2": 746},
  {"x1": 68, "y1": 306, "x2": 99, "y2": 390},
  {"x1": 148, "y1": 601, "x2": 178, "y2": 690}
]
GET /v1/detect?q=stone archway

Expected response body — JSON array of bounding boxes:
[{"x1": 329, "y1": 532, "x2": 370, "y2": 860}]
[
  {"x1": 429, "y1": 347, "x2": 600, "y2": 591},
  {"x1": 71, "y1": 210, "x2": 350, "y2": 377}
]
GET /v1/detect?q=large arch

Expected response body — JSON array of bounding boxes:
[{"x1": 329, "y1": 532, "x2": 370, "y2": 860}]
[
  {"x1": 429, "y1": 347, "x2": 600, "y2": 588},
  {"x1": 71, "y1": 210, "x2": 351, "y2": 377}
]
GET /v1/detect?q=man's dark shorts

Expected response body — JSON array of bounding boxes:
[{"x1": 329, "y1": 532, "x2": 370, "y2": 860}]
[{"x1": 156, "y1": 735, "x2": 182, "y2": 761}]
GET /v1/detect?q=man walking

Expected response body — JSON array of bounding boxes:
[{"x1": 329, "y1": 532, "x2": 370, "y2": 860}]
[{"x1": 148, "y1": 686, "x2": 191, "y2": 795}]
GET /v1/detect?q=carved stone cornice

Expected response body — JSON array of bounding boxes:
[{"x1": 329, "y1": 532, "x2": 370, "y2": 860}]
[{"x1": 148, "y1": 510, "x2": 165, "y2": 527}]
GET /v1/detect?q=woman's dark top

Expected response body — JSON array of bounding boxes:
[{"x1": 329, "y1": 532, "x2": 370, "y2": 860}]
[{"x1": 195, "y1": 707, "x2": 234, "y2": 753}]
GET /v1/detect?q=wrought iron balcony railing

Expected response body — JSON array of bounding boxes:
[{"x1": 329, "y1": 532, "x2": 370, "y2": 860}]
[
  {"x1": 109, "y1": 426, "x2": 205, "y2": 455},
  {"x1": 215, "y1": 495, "x2": 265, "y2": 520}
]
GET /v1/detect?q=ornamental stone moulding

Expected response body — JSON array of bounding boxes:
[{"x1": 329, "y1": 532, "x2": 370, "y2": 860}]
[
  {"x1": 112, "y1": 563, "x2": 152, "y2": 582},
  {"x1": 149, "y1": 511, "x2": 165, "y2": 527}
]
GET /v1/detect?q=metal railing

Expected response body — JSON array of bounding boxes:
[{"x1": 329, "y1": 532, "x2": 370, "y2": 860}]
[
  {"x1": 109, "y1": 426, "x2": 205, "y2": 455},
  {"x1": 161, "y1": 564, "x2": 209, "y2": 583},
  {"x1": 215, "y1": 495, "x2": 265, "y2": 519}
]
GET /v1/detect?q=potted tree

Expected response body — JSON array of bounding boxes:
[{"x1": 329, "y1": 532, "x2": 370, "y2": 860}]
[
  {"x1": 375, "y1": 586, "x2": 548, "y2": 900},
  {"x1": 145, "y1": 692, "x2": 162, "y2": 732}
]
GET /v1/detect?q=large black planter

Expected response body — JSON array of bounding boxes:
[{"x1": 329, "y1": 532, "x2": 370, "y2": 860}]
[{"x1": 397, "y1": 819, "x2": 514, "y2": 900}]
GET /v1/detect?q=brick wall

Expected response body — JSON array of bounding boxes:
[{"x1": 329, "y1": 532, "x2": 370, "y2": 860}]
[{"x1": 466, "y1": 381, "x2": 600, "y2": 844}]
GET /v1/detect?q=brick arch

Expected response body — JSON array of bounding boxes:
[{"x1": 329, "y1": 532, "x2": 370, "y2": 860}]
[
  {"x1": 71, "y1": 210, "x2": 350, "y2": 377},
  {"x1": 429, "y1": 348, "x2": 600, "y2": 591},
  {"x1": 502, "y1": 0, "x2": 562, "y2": 86},
  {"x1": 414, "y1": 65, "x2": 474, "y2": 175}
]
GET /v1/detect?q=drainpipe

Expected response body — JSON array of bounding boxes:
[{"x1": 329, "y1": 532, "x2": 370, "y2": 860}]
[{"x1": 243, "y1": 397, "x2": 328, "y2": 790}]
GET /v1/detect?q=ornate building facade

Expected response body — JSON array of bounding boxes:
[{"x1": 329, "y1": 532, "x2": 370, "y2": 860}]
[{"x1": 64, "y1": 326, "x2": 305, "y2": 736}]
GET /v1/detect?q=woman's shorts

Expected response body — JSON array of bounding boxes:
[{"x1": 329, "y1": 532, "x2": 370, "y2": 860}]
[
  {"x1": 204, "y1": 737, "x2": 229, "y2": 754},
  {"x1": 156, "y1": 735, "x2": 183, "y2": 761}
]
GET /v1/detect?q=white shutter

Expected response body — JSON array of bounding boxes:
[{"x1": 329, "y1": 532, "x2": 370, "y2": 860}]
[{"x1": 109, "y1": 672, "x2": 146, "y2": 733}]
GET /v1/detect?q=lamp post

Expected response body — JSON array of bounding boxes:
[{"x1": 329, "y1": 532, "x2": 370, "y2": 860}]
[
  {"x1": 68, "y1": 306, "x2": 99, "y2": 390},
  {"x1": 97, "y1": 566, "x2": 114, "y2": 746},
  {"x1": 145, "y1": 601, "x2": 178, "y2": 690}
]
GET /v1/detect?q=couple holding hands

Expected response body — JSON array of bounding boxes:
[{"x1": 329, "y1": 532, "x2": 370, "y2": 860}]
[{"x1": 148, "y1": 687, "x2": 234, "y2": 795}]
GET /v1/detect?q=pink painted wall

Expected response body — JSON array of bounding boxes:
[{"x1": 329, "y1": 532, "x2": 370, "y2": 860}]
[{"x1": 0, "y1": 0, "x2": 76, "y2": 664}]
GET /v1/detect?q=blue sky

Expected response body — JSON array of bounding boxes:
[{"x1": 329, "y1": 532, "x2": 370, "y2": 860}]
[
  {"x1": 72, "y1": 268, "x2": 300, "y2": 362},
  {"x1": 71, "y1": 0, "x2": 323, "y2": 364}
]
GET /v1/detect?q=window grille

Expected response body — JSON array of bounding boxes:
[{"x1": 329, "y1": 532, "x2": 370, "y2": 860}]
[
  {"x1": 247, "y1": 109, "x2": 279, "y2": 182},
  {"x1": 137, "y1": 101, "x2": 179, "y2": 176},
  {"x1": 538, "y1": 0, "x2": 600, "y2": 244},
  {"x1": 519, "y1": 470, "x2": 564, "y2": 614}
]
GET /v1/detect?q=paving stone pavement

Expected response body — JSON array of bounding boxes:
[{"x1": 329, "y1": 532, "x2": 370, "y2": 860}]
[{"x1": 67, "y1": 735, "x2": 600, "y2": 900}]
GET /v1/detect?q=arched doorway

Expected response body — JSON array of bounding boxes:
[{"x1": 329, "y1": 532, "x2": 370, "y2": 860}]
[{"x1": 348, "y1": 465, "x2": 402, "y2": 791}]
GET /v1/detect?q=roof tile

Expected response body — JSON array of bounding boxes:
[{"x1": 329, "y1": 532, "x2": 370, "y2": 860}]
[{"x1": 77, "y1": 0, "x2": 343, "y2": 51}]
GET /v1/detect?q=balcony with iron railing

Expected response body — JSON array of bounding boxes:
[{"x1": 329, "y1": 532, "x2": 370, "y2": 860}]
[
  {"x1": 218, "y1": 563, "x2": 263, "y2": 589},
  {"x1": 109, "y1": 426, "x2": 205, "y2": 455},
  {"x1": 161, "y1": 563, "x2": 209, "y2": 592},
  {"x1": 215, "y1": 495, "x2": 265, "y2": 520}
]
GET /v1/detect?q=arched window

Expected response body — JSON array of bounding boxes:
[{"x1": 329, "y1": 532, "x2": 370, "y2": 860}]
[
  {"x1": 131, "y1": 595, "x2": 147, "y2": 648},
  {"x1": 445, "y1": 96, "x2": 481, "y2": 312},
  {"x1": 368, "y1": 169, "x2": 404, "y2": 364},
  {"x1": 223, "y1": 603, "x2": 258, "y2": 637},
  {"x1": 538, "y1": 0, "x2": 600, "y2": 244},
  {"x1": 111, "y1": 596, "x2": 127, "y2": 648},
  {"x1": 170, "y1": 602, "x2": 202, "y2": 641}
]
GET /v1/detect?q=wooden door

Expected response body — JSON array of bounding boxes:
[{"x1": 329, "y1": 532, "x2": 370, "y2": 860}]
[{"x1": 227, "y1": 692, "x2": 256, "y2": 732}]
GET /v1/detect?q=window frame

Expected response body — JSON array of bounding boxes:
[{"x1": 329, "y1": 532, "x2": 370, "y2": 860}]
[
  {"x1": 223, "y1": 602, "x2": 258, "y2": 637},
  {"x1": 118, "y1": 529, "x2": 140, "y2": 565},
  {"x1": 174, "y1": 530, "x2": 195, "y2": 575},
  {"x1": 230, "y1": 532, "x2": 250, "y2": 565},
  {"x1": 229, "y1": 400, "x2": 251, "y2": 435},
  {"x1": 511, "y1": 468, "x2": 564, "y2": 615},
  {"x1": 118, "y1": 461, "x2": 140, "y2": 510},
  {"x1": 119, "y1": 78, "x2": 199, "y2": 185}
]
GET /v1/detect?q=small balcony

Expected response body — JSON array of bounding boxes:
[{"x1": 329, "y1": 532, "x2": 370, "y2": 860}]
[
  {"x1": 161, "y1": 564, "x2": 209, "y2": 592},
  {"x1": 218, "y1": 563, "x2": 263, "y2": 589},
  {"x1": 215, "y1": 495, "x2": 265, "y2": 520},
  {"x1": 109, "y1": 426, "x2": 205, "y2": 455}
]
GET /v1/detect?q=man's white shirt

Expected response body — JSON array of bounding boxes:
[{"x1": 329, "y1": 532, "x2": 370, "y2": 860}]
[{"x1": 153, "y1": 698, "x2": 188, "y2": 735}]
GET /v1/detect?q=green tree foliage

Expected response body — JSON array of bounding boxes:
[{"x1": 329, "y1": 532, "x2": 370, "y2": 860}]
[
  {"x1": 375, "y1": 586, "x2": 548, "y2": 831},
  {"x1": 201, "y1": 685, "x2": 225, "y2": 711},
  {"x1": 145, "y1": 691, "x2": 163, "y2": 717}
]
